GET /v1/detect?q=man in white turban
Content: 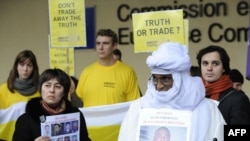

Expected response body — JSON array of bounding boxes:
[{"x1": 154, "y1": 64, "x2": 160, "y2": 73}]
[{"x1": 118, "y1": 42, "x2": 225, "y2": 141}]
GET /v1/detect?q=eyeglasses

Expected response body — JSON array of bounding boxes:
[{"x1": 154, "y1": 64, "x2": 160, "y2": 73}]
[{"x1": 150, "y1": 75, "x2": 173, "y2": 85}]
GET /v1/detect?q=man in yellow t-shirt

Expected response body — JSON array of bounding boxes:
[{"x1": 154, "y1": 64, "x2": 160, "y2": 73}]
[{"x1": 76, "y1": 29, "x2": 141, "y2": 108}]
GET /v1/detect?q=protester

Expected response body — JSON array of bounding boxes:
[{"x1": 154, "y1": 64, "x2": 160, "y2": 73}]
[
  {"x1": 229, "y1": 69, "x2": 245, "y2": 92},
  {"x1": 190, "y1": 66, "x2": 201, "y2": 77},
  {"x1": 118, "y1": 42, "x2": 225, "y2": 141},
  {"x1": 113, "y1": 48, "x2": 143, "y2": 96},
  {"x1": 196, "y1": 45, "x2": 250, "y2": 124},
  {"x1": 0, "y1": 50, "x2": 40, "y2": 108},
  {"x1": 68, "y1": 76, "x2": 83, "y2": 107},
  {"x1": 0, "y1": 50, "x2": 40, "y2": 141},
  {"x1": 76, "y1": 29, "x2": 141, "y2": 107},
  {"x1": 113, "y1": 48, "x2": 122, "y2": 61},
  {"x1": 13, "y1": 68, "x2": 91, "y2": 141}
]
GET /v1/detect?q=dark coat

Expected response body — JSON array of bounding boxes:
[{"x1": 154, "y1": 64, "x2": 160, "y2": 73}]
[
  {"x1": 12, "y1": 97, "x2": 91, "y2": 141},
  {"x1": 218, "y1": 88, "x2": 250, "y2": 125}
]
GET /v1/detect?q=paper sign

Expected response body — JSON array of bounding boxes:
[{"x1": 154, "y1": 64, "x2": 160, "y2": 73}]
[
  {"x1": 50, "y1": 47, "x2": 75, "y2": 75},
  {"x1": 41, "y1": 112, "x2": 80, "y2": 141},
  {"x1": 49, "y1": 0, "x2": 86, "y2": 47},
  {"x1": 136, "y1": 108, "x2": 192, "y2": 141},
  {"x1": 132, "y1": 9, "x2": 185, "y2": 53}
]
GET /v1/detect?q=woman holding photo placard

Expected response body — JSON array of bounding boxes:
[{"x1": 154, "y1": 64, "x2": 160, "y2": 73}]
[{"x1": 13, "y1": 68, "x2": 91, "y2": 141}]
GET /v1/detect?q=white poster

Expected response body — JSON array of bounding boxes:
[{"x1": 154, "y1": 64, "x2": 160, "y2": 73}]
[
  {"x1": 41, "y1": 112, "x2": 80, "y2": 141},
  {"x1": 136, "y1": 108, "x2": 192, "y2": 141}
]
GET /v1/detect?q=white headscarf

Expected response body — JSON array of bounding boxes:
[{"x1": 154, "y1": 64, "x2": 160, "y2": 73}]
[{"x1": 141, "y1": 42, "x2": 210, "y2": 141}]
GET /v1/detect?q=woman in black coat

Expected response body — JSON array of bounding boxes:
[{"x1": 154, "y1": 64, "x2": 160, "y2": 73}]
[{"x1": 13, "y1": 68, "x2": 91, "y2": 141}]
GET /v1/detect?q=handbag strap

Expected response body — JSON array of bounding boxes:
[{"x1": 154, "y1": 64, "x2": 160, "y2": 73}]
[{"x1": 218, "y1": 90, "x2": 235, "y2": 105}]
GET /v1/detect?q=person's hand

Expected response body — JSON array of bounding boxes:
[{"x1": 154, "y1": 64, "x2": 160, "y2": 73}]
[{"x1": 34, "y1": 136, "x2": 51, "y2": 141}]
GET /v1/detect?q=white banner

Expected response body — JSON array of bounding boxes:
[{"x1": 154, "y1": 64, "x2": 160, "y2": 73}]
[{"x1": 0, "y1": 101, "x2": 132, "y2": 141}]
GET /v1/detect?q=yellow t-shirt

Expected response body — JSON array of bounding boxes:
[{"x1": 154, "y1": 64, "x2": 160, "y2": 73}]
[
  {"x1": 76, "y1": 61, "x2": 140, "y2": 107},
  {"x1": 0, "y1": 82, "x2": 40, "y2": 141},
  {"x1": 0, "y1": 82, "x2": 40, "y2": 109}
]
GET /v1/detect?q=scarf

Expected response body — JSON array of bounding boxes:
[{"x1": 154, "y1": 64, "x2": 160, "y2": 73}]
[
  {"x1": 141, "y1": 72, "x2": 210, "y2": 141},
  {"x1": 14, "y1": 78, "x2": 36, "y2": 96},
  {"x1": 141, "y1": 72, "x2": 205, "y2": 110},
  {"x1": 41, "y1": 100, "x2": 66, "y2": 115},
  {"x1": 203, "y1": 75, "x2": 233, "y2": 100}
]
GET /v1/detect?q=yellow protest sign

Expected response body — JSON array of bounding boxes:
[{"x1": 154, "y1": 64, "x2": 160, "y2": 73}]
[
  {"x1": 50, "y1": 47, "x2": 75, "y2": 75},
  {"x1": 132, "y1": 9, "x2": 185, "y2": 53},
  {"x1": 49, "y1": 0, "x2": 86, "y2": 47}
]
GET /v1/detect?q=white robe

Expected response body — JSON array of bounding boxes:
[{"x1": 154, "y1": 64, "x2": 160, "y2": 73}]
[{"x1": 118, "y1": 98, "x2": 225, "y2": 141}]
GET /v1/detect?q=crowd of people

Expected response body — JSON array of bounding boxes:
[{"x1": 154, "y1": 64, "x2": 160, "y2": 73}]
[{"x1": 0, "y1": 29, "x2": 250, "y2": 141}]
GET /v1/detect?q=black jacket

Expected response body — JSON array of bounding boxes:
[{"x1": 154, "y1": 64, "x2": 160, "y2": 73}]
[
  {"x1": 218, "y1": 88, "x2": 250, "y2": 125},
  {"x1": 13, "y1": 97, "x2": 91, "y2": 141}
]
